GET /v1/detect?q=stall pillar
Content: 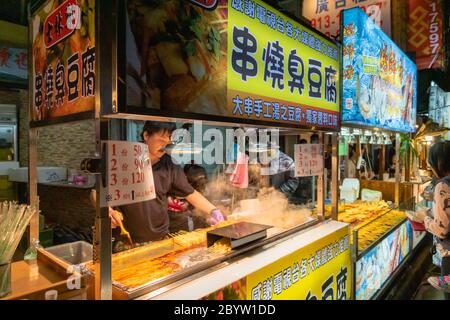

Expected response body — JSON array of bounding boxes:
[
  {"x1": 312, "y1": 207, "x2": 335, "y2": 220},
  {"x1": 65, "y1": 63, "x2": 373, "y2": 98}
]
[
  {"x1": 27, "y1": 127, "x2": 39, "y2": 246},
  {"x1": 317, "y1": 133, "x2": 325, "y2": 220},
  {"x1": 395, "y1": 133, "x2": 401, "y2": 207},
  {"x1": 331, "y1": 133, "x2": 338, "y2": 220}
]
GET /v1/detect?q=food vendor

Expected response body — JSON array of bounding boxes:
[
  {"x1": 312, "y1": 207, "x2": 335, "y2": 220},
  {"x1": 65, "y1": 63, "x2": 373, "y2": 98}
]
[
  {"x1": 91, "y1": 121, "x2": 225, "y2": 244},
  {"x1": 256, "y1": 142, "x2": 299, "y2": 198}
]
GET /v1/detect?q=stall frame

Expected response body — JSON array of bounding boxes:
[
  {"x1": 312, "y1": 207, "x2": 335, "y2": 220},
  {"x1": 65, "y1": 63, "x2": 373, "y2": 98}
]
[{"x1": 25, "y1": 0, "x2": 343, "y2": 300}]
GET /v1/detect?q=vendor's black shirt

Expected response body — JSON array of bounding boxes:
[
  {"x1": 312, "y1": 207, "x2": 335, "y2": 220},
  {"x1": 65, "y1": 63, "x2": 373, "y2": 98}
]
[{"x1": 117, "y1": 155, "x2": 195, "y2": 243}]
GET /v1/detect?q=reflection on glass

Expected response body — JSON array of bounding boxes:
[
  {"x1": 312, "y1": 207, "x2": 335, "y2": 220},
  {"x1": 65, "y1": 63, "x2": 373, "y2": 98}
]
[{"x1": 0, "y1": 125, "x2": 15, "y2": 161}]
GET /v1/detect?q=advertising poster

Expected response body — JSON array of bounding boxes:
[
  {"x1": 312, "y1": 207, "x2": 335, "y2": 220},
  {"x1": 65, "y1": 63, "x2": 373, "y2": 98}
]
[
  {"x1": 407, "y1": 0, "x2": 444, "y2": 70},
  {"x1": 355, "y1": 221, "x2": 412, "y2": 300},
  {"x1": 31, "y1": 0, "x2": 95, "y2": 122},
  {"x1": 341, "y1": 8, "x2": 417, "y2": 132},
  {"x1": 125, "y1": 0, "x2": 340, "y2": 130},
  {"x1": 205, "y1": 225, "x2": 352, "y2": 300},
  {"x1": 302, "y1": 0, "x2": 391, "y2": 38}
]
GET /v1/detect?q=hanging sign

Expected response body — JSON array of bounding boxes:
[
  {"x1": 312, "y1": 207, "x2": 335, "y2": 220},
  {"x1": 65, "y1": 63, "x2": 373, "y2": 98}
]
[
  {"x1": 31, "y1": 0, "x2": 95, "y2": 122},
  {"x1": 100, "y1": 141, "x2": 156, "y2": 208},
  {"x1": 294, "y1": 144, "x2": 324, "y2": 177}
]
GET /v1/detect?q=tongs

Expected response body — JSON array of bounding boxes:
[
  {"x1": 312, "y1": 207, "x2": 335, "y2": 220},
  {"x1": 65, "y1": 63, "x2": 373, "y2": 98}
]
[{"x1": 118, "y1": 220, "x2": 133, "y2": 246}]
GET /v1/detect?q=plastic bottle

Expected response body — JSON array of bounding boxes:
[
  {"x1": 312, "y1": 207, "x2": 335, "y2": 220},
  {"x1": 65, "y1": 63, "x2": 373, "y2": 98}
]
[{"x1": 24, "y1": 239, "x2": 43, "y2": 261}]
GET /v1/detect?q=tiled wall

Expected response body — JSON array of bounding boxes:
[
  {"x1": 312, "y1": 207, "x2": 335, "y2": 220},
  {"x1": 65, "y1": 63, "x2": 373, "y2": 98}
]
[{"x1": 1, "y1": 87, "x2": 96, "y2": 232}]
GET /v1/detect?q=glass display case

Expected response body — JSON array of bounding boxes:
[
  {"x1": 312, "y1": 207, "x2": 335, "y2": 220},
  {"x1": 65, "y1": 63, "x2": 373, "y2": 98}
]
[{"x1": 80, "y1": 120, "x2": 325, "y2": 299}]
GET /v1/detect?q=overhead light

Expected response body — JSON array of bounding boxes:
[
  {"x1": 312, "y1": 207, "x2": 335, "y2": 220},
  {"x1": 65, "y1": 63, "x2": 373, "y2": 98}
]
[
  {"x1": 376, "y1": 135, "x2": 384, "y2": 145},
  {"x1": 360, "y1": 135, "x2": 367, "y2": 144},
  {"x1": 352, "y1": 128, "x2": 361, "y2": 136},
  {"x1": 349, "y1": 134, "x2": 356, "y2": 144},
  {"x1": 341, "y1": 127, "x2": 350, "y2": 136},
  {"x1": 369, "y1": 135, "x2": 375, "y2": 144},
  {"x1": 425, "y1": 135, "x2": 433, "y2": 142}
]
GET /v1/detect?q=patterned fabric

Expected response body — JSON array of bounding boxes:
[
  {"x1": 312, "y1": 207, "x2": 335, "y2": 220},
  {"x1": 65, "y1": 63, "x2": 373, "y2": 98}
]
[
  {"x1": 428, "y1": 275, "x2": 450, "y2": 293},
  {"x1": 424, "y1": 180, "x2": 450, "y2": 258},
  {"x1": 167, "y1": 196, "x2": 189, "y2": 213}
]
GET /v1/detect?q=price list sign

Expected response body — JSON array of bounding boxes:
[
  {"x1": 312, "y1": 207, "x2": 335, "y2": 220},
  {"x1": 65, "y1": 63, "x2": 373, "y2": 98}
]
[
  {"x1": 294, "y1": 144, "x2": 324, "y2": 177},
  {"x1": 101, "y1": 141, "x2": 156, "y2": 207}
]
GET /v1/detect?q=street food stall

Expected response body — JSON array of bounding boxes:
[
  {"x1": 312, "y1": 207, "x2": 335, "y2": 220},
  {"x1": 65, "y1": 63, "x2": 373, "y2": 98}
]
[
  {"x1": 337, "y1": 7, "x2": 425, "y2": 300},
  {"x1": 2, "y1": 0, "x2": 354, "y2": 301}
]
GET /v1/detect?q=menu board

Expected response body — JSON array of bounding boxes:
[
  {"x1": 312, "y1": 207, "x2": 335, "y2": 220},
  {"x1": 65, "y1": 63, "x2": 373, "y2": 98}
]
[
  {"x1": 302, "y1": 0, "x2": 391, "y2": 38},
  {"x1": 355, "y1": 221, "x2": 412, "y2": 300},
  {"x1": 124, "y1": 0, "x2": 340, "y2": 130},
  {"x1": 100, "y1": 141, "x2": 156, "y2": 208},
  {"x1": 30, "y1": 0, "x2": 95, "y2": 122},
  {"x1": 341, "y1": 8, "x2": 417, "y2": 133},
  {"x1": 294, "y1": 144, "x2": 324, "y2": 177}
]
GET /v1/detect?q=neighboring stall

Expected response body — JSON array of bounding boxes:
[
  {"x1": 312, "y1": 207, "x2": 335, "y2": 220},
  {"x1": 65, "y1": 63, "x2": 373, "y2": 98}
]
[
  {"x1": 338, "y1": 7, "x2": 425, "y2": 300},
  {"x1": 9, "y1": 0, "x2": 353, "y2": 301}
]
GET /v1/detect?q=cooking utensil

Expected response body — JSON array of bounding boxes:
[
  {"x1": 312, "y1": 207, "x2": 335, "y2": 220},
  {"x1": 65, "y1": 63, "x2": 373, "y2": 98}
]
[{"x1": 118, "y1": 220, "x2": 133, "y2": 246}]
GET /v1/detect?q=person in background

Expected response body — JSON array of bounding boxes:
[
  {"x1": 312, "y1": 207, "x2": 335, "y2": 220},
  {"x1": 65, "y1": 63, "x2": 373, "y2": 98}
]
[
  {"x1": 168, "y1": 164, "x2": 210, "y2": 233},
  {"x1": 260, "y1": 142, "x2": 299, "y2": 199},
  {"x1": 347, "y1": 144, "x2": 358, "y2": 178},
  {"x1": 91, "y1": 121, "x2": 225, "y2": 246},
  {"x1": 387, "y1": 152, "x2": 397, "y2": 179},
  {"x1": 413, "y1": 141, "x2": 450, "y2": 297}
]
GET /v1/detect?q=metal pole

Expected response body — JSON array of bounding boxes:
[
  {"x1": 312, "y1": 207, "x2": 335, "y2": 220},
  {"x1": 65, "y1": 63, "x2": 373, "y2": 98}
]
[
  {"x1": 395, "y1": 133, "x2": 401, "y2": 207},
  {"x1": 93, "y1": 0, "x2": 115, "y2": 300},
  {"x1": 27, "y1": 3, "x2": 38, "y2": 246},
  {"x1": 331, "y1": 133, "x2": 339, "y2": 220},
  {"x1": 27, "y1": 127, "x2": 39, "y2": 246},
  {"x1": 317, "y1": 133, "x2": 325, "y2": 220}
]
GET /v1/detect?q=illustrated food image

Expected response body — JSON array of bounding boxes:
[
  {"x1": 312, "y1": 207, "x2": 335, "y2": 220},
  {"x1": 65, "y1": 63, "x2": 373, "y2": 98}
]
[{"x1": 126, "y1": 0, "x2": 227, "y2": 114}]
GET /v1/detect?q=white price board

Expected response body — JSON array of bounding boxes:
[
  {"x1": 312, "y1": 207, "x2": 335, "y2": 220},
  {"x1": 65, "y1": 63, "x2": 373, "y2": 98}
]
[
  {"x1": 294, "y1": 144, "x2": 324, "y2": 177},
  {"x1": 100, "y1": 140, "x2": 156, "y2": 207}
]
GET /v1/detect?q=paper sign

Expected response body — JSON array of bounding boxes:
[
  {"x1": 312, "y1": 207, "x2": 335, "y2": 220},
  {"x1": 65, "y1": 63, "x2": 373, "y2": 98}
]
[
  {"x1": 294, "y1": 144, "x2": 323, "y2": 177},
  {"x1": 100, "y1": 140, "x2": 156, "y2": 207}
]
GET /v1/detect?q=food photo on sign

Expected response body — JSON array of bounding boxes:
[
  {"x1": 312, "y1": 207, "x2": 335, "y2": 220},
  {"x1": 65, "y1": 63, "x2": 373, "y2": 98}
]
[
  {"x1": 341, "y1": 7, "x2": 417, "y2": 133},
  {"x1": 124, "y1": 0, "x2": 340, "y2": 130}
]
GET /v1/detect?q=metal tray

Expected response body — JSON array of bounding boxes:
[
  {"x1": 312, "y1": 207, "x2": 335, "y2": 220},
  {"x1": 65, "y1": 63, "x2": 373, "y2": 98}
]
[{"x1": 117, "y1": 217, "x2": 319, "y2": 300}]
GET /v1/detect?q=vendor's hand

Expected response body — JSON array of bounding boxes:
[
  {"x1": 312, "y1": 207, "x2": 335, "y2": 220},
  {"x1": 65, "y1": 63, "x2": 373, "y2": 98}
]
[
  {"x1": 208, "y1": 209, "x2": 225, "y2": 226},
  {"x1": 414, "y1": 207, "x2": 429, "y2": 223},
  {"x1": 109, "y1": 207, "x2": 123, "y2": 229}
]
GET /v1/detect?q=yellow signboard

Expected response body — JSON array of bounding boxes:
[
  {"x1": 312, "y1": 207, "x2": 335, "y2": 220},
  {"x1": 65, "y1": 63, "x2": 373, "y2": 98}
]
[
  {"x1": 227, "y1": 0, "x2": 340, "y2": 129},
  {"x1": 204, "y1": 225, "x2": 351, "y2": 300},
  {"x1": 246, "y1": 225, "x2": 351, "y2": 300}
]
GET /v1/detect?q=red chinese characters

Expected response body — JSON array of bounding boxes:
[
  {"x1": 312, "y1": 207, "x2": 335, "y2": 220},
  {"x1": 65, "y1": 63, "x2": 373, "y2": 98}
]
[{"x1": 44, "y1": 0, "x2": 80, "y2": 48}]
